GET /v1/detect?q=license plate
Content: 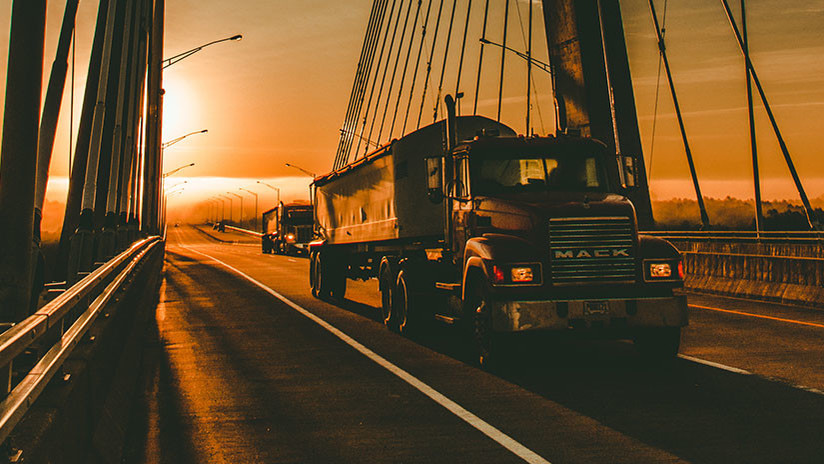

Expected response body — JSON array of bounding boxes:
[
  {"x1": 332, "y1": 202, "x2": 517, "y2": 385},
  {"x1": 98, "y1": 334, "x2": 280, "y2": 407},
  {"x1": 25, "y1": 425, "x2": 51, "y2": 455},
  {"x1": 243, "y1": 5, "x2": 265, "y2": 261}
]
[{"x1": 584, "y1": 301, "x2": 609, "y2": 315}]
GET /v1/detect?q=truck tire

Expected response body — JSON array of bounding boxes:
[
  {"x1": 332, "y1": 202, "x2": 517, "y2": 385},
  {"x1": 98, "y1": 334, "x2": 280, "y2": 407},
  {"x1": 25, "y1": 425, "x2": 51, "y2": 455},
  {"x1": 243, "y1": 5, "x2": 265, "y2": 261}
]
[
  {"x1": 313, "y1": 251, "x2": 332, "y2": 299},
  {"x1": 465, "y1": 276, "x2": 504, "y2": 369},
  {"x1": 394, "y1": 270, "x2": 419, "y2": 335},
  {"x1": 633, "y1": 327, "x2": 681, "y2": 361},
  {"x1": 309, "y1": 251, "x2": 319, "y2": 297},
  {"x1": 379, "y1": 257, "x2": 399, "y2": 331},
  {"x1": 312, "y1": 250, "x2": 347, "y2": 301}
]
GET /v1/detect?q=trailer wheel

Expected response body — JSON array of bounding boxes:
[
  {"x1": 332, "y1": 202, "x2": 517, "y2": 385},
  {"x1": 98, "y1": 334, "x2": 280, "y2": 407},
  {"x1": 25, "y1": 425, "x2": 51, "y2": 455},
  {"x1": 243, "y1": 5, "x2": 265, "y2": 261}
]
[
  {"x1": 309, "y1": 252, "x2": 319, "y2": 297},
  {"x1": 465, "y1": 276, "x2": 504, "y2": 369},
  {"x1": 633, "y1": 327, "x2": 681, "y2": 361},
  {"x1": 313, "y1": 251, "x2": 332, "y2": 299}
]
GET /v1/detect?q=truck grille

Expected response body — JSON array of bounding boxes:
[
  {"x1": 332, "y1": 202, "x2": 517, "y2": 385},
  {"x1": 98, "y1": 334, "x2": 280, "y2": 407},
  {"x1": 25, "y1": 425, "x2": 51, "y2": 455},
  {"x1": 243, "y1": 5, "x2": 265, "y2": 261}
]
[
  {"x1": 296, "y1": 226, "x2": 313, "y2": 243},
  {"x1": 548, "y1": 217, "x2": 636, "y2": 284}
]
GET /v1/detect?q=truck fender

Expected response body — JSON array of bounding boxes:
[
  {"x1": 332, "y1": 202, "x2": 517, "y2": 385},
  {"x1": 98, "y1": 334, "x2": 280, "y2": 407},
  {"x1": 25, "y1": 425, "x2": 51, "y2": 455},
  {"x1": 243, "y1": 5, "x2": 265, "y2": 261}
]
[
  {"x1": 461, "y1": 256, "x2": 489, "y2": 301},
  {"x1": 463, "y1": 234, "x2": 536, "y2": 262},
  {"x1": 637, "y1": 234, "x2": 682, "y2": 259}
]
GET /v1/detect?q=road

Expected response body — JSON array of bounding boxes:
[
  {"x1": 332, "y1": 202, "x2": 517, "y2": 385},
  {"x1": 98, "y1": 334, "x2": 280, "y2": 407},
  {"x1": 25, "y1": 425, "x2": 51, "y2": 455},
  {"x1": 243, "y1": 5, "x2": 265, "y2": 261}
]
[{"x1": 124, "y1": 225, "x2": 824, "y2": 463}]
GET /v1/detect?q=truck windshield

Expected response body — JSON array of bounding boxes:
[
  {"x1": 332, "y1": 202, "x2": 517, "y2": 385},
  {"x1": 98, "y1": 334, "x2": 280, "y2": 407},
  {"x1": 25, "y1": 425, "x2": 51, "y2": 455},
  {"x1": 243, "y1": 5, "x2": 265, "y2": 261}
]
[
  {"x1": 286, "y1": 210, "x2": 314, "y2": 225},
  {"x1": 473, "y1": 153, "x2": 606, "y2": 194}
]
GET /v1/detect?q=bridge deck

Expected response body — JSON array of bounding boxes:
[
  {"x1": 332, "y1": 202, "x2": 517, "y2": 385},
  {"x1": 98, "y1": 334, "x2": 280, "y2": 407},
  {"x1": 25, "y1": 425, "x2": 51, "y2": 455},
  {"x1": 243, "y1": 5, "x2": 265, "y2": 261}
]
[{"x1": 124, "y1": 226, "x2": 824, "y2": 463}]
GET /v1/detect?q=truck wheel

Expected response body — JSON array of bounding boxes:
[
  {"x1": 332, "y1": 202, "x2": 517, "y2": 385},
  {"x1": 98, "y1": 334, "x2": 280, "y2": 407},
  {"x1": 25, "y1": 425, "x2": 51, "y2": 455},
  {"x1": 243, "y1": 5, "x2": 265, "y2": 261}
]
[
  {"x1": 633, "y1": 327, "x2": 681, "y2": 361},
  {"x1": 314, "y1": 252, "x2": 332, "y2": 299},
  {"x1": 465, "y1": 277, "x2": 503, "y2": 369},
  {"x1": 394, "y1": 270, "x2": 417, "y2": 335},
  {"x1": 379, "y1": 258, "x2": 399, "y2": 331},
  {"x1": 330, "y1": 265, "x2": 347, "y2": 300},
  {"x1": 310, "y1": 252, "x2": 319, "y2": 297}
]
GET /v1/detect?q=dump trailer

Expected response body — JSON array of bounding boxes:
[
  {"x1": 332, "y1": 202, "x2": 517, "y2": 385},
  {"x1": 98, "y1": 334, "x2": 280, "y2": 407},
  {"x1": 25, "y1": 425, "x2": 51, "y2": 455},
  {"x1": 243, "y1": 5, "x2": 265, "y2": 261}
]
[
  {"x1": 309, "y1": 108, "x2": 687, "y2": 365},
  {"x1": 261, "y1": 201, "x2": 314, "y2": 255}
]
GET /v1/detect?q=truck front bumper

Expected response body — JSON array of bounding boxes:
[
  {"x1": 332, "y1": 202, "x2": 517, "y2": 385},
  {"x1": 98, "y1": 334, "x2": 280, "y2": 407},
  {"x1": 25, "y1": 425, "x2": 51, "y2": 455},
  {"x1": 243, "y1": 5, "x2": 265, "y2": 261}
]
[{"x1": 490, "y1": 295, "x2": 688, "y2": 332}]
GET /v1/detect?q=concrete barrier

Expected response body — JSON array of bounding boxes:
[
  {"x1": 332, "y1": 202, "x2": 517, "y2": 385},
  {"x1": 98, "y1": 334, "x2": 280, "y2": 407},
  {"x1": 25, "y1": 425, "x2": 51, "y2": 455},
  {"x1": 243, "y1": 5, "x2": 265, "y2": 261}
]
[{"x1": 675, "y1": 244, "x2": 824, "y2": 308}]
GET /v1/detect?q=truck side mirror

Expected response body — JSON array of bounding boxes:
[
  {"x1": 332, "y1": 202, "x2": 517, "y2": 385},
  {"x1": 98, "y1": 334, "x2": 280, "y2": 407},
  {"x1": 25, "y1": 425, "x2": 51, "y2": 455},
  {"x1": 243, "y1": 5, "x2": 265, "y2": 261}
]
[
  {"x1": 621, "y1": 155, "x2": 637, "y2": 188},
  {"x1": 425, "y1": 157, "x2": 444, "y2": 203}
]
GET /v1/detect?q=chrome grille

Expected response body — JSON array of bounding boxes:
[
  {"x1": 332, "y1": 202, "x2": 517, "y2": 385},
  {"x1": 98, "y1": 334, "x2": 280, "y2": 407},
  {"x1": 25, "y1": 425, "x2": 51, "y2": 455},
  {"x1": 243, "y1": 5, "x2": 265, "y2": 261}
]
[
  {"x1": 549, "y1": 217, "x2": 636, "y2": 284},
  {"x1": 296, "y1": 226, "x2": 314, "y2": 243}
]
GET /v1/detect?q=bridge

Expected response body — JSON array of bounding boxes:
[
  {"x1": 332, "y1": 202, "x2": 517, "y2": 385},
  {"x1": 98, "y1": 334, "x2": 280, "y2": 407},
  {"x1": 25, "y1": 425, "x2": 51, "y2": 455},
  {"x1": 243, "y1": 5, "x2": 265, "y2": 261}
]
[{"x1": 0, "y1": 0, "x2": 822, "y2": 463}]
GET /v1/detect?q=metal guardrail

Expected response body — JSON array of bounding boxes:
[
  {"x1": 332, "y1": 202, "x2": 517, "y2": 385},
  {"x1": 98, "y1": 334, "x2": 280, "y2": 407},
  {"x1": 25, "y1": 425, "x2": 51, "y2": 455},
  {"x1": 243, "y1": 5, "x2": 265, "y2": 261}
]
[
  {"x1": 0, "y1": 236, "x2": 162, "y2": 445},
  {"x1": 224, "y1": 224, "x2": 263, "y2": 238},
  {"x1": 643, "y1": 230, "x2": 824, "y2": 243}
]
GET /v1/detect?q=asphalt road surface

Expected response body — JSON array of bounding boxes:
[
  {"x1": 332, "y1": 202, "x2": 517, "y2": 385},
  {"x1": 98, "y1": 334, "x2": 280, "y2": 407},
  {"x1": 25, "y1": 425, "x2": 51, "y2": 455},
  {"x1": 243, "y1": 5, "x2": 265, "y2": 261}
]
[{"x1": 124, "y1": 225, "x2": 824, "y2": 463}]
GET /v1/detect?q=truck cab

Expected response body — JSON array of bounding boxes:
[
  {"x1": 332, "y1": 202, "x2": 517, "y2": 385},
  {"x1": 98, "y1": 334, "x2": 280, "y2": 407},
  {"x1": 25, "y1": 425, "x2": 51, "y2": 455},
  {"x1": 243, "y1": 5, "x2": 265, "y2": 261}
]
[
  {"x1": 423, "y1": 132, "x2": 687, "y2": 363},
  {"x1": 262, "y1": 202, "x2": 314, "y2": 255}
]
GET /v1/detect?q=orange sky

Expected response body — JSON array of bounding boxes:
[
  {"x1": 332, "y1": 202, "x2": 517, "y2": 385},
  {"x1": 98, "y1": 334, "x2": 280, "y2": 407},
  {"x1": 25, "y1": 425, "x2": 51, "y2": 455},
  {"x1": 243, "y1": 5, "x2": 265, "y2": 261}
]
[{"x1": 1, "y1": 0, "x2": 823, "y2": 213}]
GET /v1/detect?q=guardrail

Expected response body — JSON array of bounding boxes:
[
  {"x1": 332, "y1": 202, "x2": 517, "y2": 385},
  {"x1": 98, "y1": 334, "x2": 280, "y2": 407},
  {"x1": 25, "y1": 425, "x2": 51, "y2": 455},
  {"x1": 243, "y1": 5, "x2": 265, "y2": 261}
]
[
  {"x1": 0, "y1": 236, "x2": 163, "y2": 446},
  {"x1": 643, "y1": 230, "x2": 824, "y2": 243},
  {"x1": 224, "y1": 224, "x2": 263, "y2": 238}
]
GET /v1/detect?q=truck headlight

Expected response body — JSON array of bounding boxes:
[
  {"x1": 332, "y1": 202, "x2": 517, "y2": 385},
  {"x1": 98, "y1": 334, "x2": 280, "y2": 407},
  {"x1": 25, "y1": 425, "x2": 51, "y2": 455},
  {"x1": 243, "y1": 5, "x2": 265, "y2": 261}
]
[
  {"x1": 510, "y1": 266, "x2": 534, "y2": 283},
  {"x1": 649, "y1": 263, "x2": 671, "y2": 278},
  {"x1": 490, "y1": 264, "x2": 541, "y2": 285},
  {"x1": 286, "y1": 233, "x2": 296, "y2": 243}
]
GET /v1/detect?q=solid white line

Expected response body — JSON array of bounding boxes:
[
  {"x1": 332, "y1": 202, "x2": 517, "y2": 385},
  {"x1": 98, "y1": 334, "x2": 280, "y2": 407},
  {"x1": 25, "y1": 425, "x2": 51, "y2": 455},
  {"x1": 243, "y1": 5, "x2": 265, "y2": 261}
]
[
  {"x1": 678, "y1": 355, "x2": 753, "y2": 375},
  {"x1": 679, "y1": 354, "x2": 824, "y2": 396},
  {"x1": 184, "y1": 247, "x2": 551, "y2": 464}
]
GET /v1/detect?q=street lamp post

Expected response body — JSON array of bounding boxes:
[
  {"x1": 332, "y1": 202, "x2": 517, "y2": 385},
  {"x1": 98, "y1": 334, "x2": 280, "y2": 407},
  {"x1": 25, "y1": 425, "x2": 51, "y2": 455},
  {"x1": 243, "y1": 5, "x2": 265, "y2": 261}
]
[
  {"x1": 285, "y1": 163, "x2": 316, "y2": 201},
  {"x1": 162, "y1": 129, "x2": 207, "y2": 149},
  {"x1": 257, "y1": 180, "x2": 280, "y2": 207},
  {"x1": 219, "y1": 194, "x2": 233, "y2": 223},
  {"x1": 239, "y1": 188, "x2": 259, "y2": 231},
  {"x1": 163, "y1": 34, "x2": 242, "y2": 69},
  {"x1": 228, "y1": 192, "x2": 243, "y2": 226},
  {"x1": 163, "y1": 162, "x2": 195, "y2": 178}
]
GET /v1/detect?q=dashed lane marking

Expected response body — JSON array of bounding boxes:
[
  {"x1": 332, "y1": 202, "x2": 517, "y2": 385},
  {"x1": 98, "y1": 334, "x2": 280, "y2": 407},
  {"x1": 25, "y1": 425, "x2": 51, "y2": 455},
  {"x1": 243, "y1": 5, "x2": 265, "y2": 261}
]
[
  {"x1": 183, "y1": 247, "x2": 551, "y2": 464},
  {"x1": 689, "y1": 304, "x2": 824, "y2": 329}
]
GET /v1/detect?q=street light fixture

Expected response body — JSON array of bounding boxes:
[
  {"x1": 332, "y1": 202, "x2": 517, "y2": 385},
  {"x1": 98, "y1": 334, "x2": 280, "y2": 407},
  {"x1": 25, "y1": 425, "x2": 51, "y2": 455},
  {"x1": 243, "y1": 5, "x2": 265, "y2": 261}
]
[
  {"x1": 478, "y1": 38, "x2": 551, "y2": 74},
  {"x1": 165, "y1": 180, "x2": 187, "y2": 191},
  {"x1": 228, "y1": 192, "x2": 243, "y2": 225},
  {"x1": 257, "y1": 180, "x2": 280, "y2": 206},
  {"x1": 239, "y1": 188, "x2": 259, "y2": 231},
  {"x1": 162, "y1": 129, "x2": 208, "y2": 150},
  {"x1": 219, "y1": 194, "x2": 233, "y2": 223},
  {"x1": 285, "y1": 163, "x2": 316, "y2": 178},
  {"x1": 163, "y1": 34, "x2": 243, "y2": 69},
  {"x1": 163, "y1": 162, "x2": 195, "y2": 178},
  {"x1": 285, "y1": 163, "x2": 316, "y2": 201}
]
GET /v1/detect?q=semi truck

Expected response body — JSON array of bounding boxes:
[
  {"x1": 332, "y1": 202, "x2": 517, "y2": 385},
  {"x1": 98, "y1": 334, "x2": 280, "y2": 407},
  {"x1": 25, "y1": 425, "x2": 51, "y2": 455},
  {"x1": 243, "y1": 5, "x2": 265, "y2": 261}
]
[
  {"x1": 309, "y1": 99, "x2": 687, "y2": 365},
  {"x1": 261, "y1": 201, "x2": 314, "y2": 255}
]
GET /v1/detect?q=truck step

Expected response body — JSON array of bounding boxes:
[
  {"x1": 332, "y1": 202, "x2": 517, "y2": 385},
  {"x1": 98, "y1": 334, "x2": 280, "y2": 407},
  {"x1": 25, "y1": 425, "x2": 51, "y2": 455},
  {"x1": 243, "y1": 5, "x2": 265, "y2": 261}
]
[{"x1": 434, "y1": 314, "x2": 460, "y2": 325}]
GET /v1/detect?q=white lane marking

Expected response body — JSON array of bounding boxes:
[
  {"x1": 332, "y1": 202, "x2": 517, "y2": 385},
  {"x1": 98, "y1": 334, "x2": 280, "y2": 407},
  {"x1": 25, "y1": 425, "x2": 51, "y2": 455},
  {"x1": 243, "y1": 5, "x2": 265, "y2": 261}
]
[
  {"x1": 679, "y1": 355, "x2": 824, "y2": 396},
  {"x1": 183, "y1": 247, "x2": 551, "y2": 464},
  {"x1": 678, "y1": 355, "x2": 753, "y2": 375}
]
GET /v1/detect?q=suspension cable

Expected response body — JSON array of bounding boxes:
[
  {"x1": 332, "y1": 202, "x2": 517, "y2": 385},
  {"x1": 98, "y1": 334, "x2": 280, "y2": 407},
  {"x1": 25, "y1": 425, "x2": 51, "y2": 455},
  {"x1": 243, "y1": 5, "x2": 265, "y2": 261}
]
[
  {"x1": 432, "y1": 0, "x2": 458, "y2": 123},
  {"x1": 416, "y1": 0, "x2": 446, "y2": 129},
  {"x1": 497, "y1": 0, "x2": 510, "y2": 122},
  {"x1": 472, "y1": 0, "x2": 490, "y2": 115},
  {"x1": 334, "y1": 0, "x2": 380, "y2": 168},
  {"x1": 365, "y1": 0, "x2": 406, "y2": 155},
  {"x1": 526, "y1": 0, "x2": 532, "y2": 135},
  {"x1": 454, "y1": 0, "x2": 473, "y2": 115},
  {"x1": 334, "y1": 0, "x2": 388, "y2": 169},
  {"x1": 377, "y1": 0, "x2": 414, "y2": 145},
  {"x1": 356, "y1": 0, "x2": 400, "y2": 158},
  {"x1": 402, "y1": 0, "x2": 435, "y2": 134},
  {"x1": 388, "y1": 0, "x2": 423, "y2": 140},
  {"x1": 647, "y1": 0, "x2": 667, "y2": 182}
]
